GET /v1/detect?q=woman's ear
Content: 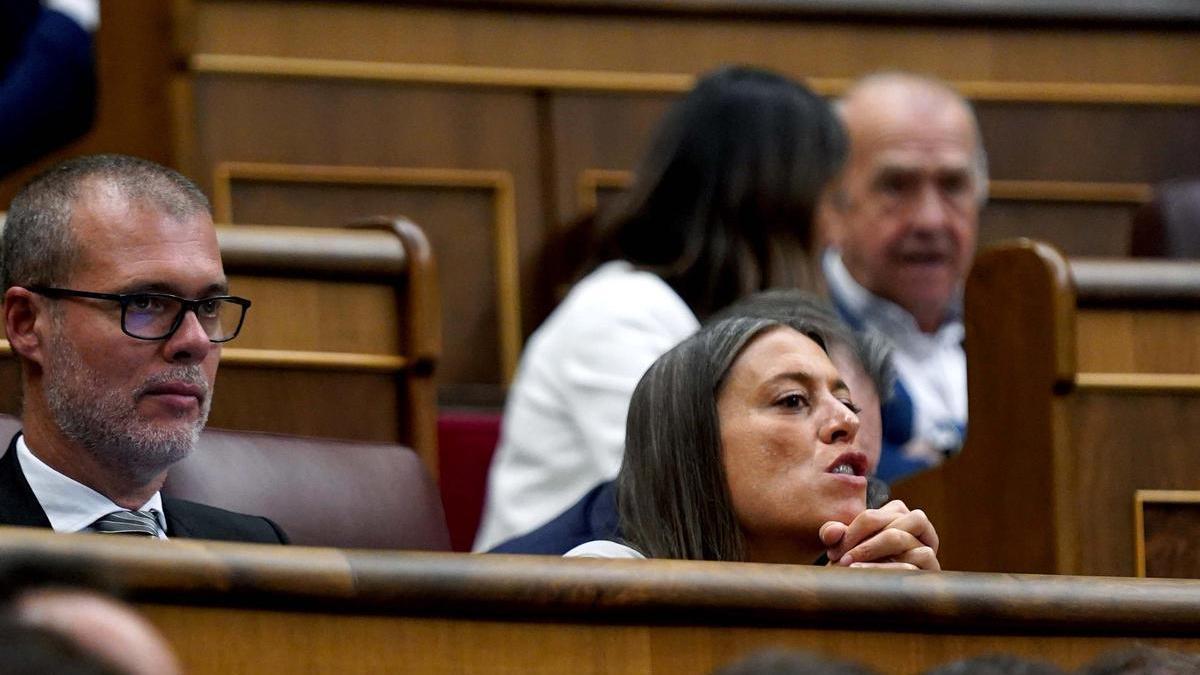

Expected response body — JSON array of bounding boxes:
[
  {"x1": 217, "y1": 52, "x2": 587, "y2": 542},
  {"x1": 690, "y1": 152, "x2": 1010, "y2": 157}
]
[{"x1": 5, "y1": 286, "x2": 47, "y2": 366}]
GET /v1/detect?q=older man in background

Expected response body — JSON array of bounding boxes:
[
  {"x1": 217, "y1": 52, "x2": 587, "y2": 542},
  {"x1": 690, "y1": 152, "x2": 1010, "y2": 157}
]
[{"x1": 822, "y1": 72, "x2": 986, "y2": 482}]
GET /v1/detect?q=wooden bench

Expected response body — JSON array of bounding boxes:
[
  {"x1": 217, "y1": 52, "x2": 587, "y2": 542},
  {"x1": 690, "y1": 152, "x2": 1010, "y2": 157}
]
[
  {"x1": 2, "y1": 529, "x2": 1200, "y2": 673},
  {"x1": 0, "y1": 217, "x2": 442, "y2": 476},
  {"x1": 893, "y1": 239, "x2": 1200, "y2": 577}
]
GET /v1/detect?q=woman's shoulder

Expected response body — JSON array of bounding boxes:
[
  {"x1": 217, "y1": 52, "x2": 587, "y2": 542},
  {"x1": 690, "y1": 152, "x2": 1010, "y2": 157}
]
[{"x1": 563, "y1": 539, "x2": 646, "y2": 559}]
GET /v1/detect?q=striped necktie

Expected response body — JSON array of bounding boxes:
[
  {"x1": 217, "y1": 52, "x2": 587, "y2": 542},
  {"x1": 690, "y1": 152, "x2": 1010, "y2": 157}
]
[{"x1": 90, "y1": 510, "x2": 161, "y2": 537}]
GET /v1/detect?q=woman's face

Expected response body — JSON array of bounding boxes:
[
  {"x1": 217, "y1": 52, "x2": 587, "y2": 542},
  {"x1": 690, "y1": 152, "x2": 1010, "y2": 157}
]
[
  {"x1": 827, "y1": 343, "x2": 882, "y2": 474},
  {"x1": 718, "y1": 327, "x2": 866, "y2": 561}
]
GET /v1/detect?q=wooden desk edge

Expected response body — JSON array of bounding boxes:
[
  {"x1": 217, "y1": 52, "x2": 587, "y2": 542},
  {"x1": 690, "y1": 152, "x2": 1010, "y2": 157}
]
[{"x1": 3, "y1": 528, "x2": 1200, "y2": 634}]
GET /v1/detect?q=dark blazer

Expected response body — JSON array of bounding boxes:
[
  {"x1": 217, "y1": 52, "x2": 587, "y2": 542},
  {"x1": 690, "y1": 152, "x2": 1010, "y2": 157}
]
[
  {"x1": 0, "y1": 434, "x2": 288, "y2": 544},
  {"x1": 491, "y1": 480, "x2": 621, "y2": 555},
  {"x1": 0, "y1": 2, "x2": 97, "y2": 177}
]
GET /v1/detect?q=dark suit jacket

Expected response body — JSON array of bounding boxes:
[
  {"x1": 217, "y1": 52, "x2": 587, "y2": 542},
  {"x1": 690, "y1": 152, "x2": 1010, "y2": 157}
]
[
  {"x1": 490, "y1": 481, "x2": 621, "y2": 555},
  {"x1": 0, "y1": 434, "x2": 288, "y2": 544}
]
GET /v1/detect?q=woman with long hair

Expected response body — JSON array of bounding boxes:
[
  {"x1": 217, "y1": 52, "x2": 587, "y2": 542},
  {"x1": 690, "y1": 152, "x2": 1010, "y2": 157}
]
[{"x1": 576, "y1": 315, "x2": 939, "y2": 568}]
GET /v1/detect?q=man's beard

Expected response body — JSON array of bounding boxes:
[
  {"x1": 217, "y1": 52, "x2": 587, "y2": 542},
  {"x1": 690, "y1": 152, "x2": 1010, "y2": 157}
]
[{"x1": 43, "y1": 332, "x2": 211, "y2": 481}]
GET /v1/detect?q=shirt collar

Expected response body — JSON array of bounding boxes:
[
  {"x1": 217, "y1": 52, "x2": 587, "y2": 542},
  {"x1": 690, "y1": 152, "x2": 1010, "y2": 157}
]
[
  {"x1": 822, "y1": 248, "x2": 964, "y2": 345},
  {"x1": 17, "y1": 435, "x2": 167, "y2": 537}
]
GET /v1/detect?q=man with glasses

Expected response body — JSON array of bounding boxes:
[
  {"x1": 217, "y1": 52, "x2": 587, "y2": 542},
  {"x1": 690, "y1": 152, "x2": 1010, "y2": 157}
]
[
  {"x1": 821, "y1": 72, "x2": 986, "y2": 483},
  {"x1": 0, "y1": 154, "x2": 286, "y2": 542}
]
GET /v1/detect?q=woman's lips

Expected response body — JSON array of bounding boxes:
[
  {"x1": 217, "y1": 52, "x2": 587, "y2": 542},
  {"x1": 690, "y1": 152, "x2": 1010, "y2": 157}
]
[{"x1": 826, "y1": 451, "x2": 868, "y2": 477}]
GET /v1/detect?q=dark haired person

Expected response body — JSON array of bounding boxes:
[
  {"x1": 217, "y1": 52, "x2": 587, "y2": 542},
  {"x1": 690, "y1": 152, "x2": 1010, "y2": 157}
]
[
  {"x1": 475, "y1": 65, "x2": 846, "y2": 550},
  {"x1": 0, "y1": 154, "x2": 286, "y2": 542},
  {"x1": 490, "y1": 291, "x2": 891, "y2": 556},
  {"x1": 567, "y1": 316, "x2": 938, "y2": 568}
]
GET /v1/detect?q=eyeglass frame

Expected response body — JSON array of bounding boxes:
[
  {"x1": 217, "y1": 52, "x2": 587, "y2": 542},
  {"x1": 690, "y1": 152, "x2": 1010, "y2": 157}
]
[{"x1": 25, "y1": 285, "x2": 252, "y2": 343}]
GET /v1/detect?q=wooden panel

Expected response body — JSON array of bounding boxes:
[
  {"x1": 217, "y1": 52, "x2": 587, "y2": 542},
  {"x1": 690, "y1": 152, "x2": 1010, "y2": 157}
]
[
  {"x1": 224, "y1": 183, "x2": 506, "y2": 390},
  {"x1": 1076, "y1": 309, "x2": 1200, "y2": 374},
  {"x1": 978, "y1": 102, "x2": 1200, "y2": 183},
  {"x1": 209, "y1": 367, "x2": 401, "y2": 442},
  {"x1": 187, "y1": 75, "x2": 540, "y2": 398},
  {"x1": 1067, "y1": 391, "x2": 1200, "y2": 577},
  {"x1": 550, "y1": 94, "x2": 675, "y2": 224},
  {"x1": 1136, "y1": 491, "x2": 1200, "y2": 579},
  {"x1": 141, "y1": 605, "x2": 1200, "y2": 675},
  {"x1": 188, "y1": 3, "x2": 1200, "y2": 87},
  {"x1": 979, "y1": 202, "x2": 1135, "y2": 257},
  {"x1": 229, "y1": 276, "x2": 400, "y2": 355}
]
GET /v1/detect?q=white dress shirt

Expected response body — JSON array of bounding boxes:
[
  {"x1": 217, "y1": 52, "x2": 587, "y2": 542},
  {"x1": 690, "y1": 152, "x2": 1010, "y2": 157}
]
[
  {"x1": 823, "y1": 250, "x2": 968, "y2": 466},
  {"x1": 17, "y1": 435, "x2": 168, "y2": 538}
]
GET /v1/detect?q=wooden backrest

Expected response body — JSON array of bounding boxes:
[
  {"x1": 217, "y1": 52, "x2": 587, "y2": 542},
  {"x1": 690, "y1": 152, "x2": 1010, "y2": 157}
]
[
  {"x1": 0, "y1": 218, "x2": 442, "y2": 476},
  {"x1": 2, "y1": 529, "x2": 1200, "y2": 673},
  {"x1": 893, "y1": 239, "x2": 1200, "y2": 576}
]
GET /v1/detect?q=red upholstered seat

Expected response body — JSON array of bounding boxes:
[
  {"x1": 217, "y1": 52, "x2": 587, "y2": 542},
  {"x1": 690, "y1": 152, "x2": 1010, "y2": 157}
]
[{"x1": 437, "y1": 409, "x2": 502, "y2": 551}]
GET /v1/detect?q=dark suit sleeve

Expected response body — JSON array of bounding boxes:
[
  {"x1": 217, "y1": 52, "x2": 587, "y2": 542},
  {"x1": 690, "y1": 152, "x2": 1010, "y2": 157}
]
[
  {"x1": 163, "y1": 497, "x2": 290, "y2": 545},
  {"x1": 0, "y1": 6, "x2": 97, "y2": 177}
]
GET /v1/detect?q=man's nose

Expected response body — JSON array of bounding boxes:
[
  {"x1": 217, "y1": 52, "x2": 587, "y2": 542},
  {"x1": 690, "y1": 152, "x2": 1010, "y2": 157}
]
[
  {"x1": 162, "y1": 310, "x2": 213, "y2": 364},
  {"x1": 909, "y1": 182, "x2": 951, "y2": 232}
]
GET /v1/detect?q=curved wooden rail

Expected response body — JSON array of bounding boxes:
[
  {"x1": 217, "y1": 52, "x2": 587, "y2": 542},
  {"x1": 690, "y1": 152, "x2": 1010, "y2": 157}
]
[
  {"x1": 1072, "y1": 258, "x2": 1200, "y2": 308},
  {"x1": 216, "y1": 224, "x2": 407, "y2": 280},
  {"x1": 2, "y1": 528, "x2": 1200, "y2": 633}
]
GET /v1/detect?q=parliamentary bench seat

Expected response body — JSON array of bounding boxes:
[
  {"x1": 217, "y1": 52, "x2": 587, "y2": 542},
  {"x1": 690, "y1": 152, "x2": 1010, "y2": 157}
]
[{"x1": 894, "y1": 239, "x2": 1200, "y2": 577}]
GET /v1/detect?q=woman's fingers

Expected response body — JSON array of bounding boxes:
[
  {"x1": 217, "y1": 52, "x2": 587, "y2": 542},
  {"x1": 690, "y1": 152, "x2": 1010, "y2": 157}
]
[{"x1": 825, "y1": 500, "x2": 910, "y2": 561}]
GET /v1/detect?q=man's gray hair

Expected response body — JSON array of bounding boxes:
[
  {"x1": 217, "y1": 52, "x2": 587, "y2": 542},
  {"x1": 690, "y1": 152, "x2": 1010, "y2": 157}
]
[{"x1": 1, "y1": 154, "x2": 210, "y2": 291}]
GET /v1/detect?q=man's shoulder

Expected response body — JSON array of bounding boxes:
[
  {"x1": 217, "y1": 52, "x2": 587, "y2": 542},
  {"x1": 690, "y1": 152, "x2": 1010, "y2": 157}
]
[{"x1": 162, "y1": 497, "x2": 289, "y2": 544}]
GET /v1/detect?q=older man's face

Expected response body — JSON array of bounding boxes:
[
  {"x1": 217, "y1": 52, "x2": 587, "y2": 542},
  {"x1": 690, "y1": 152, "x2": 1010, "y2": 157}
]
[
  {"x1": 41, "y1": 185, "x2": 223, "y2": 479},
  {"x1": 834, "y1": 96, "x2": 981, "y2": 332}
]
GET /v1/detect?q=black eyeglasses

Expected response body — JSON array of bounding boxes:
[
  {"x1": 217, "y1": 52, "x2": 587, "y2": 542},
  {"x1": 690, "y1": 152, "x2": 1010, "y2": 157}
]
[{"x1": 27, "y1": 286, "x2": 251, "y2": 343}]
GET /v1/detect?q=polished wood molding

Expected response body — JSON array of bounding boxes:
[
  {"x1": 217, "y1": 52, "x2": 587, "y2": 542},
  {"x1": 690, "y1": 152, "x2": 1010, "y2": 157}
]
[
  {"x1": 1072, "y1": 258, "x2": 1200, "y2": 308},
  {"x1": 989, "y1": 180, "x2": 1151, "y2": 204},
  {"x1": 192, "y1": 53, "x2": 695, "y2": 94},
  {"x1": 1075, "y1": 373, "x2": 1200, "y2": 392},
  {"x1": 217, "y1": 224, "x2": 407, "y2": 279},
  {"x1": 1134, "y1": 490, "x2": 1200, "y2": 578},
  {"x1": 191, "y1": 53, "x2": 1200, "y2": 106},
  {"x1": 0, "y1": 341, "x2": 406, "y2": 373},
  {"x1": 576, "y1": 169, "x2": 631, "y2": 213},
  {"x1": 212, "y1": 161, "x2": 521, "y2": 382},
  {"x1": 5, "y1": 527, "x2": 1200, "y2": 630},
  {"x1": 221, "y1": 348, "x2": 408, "y2": 372}
]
